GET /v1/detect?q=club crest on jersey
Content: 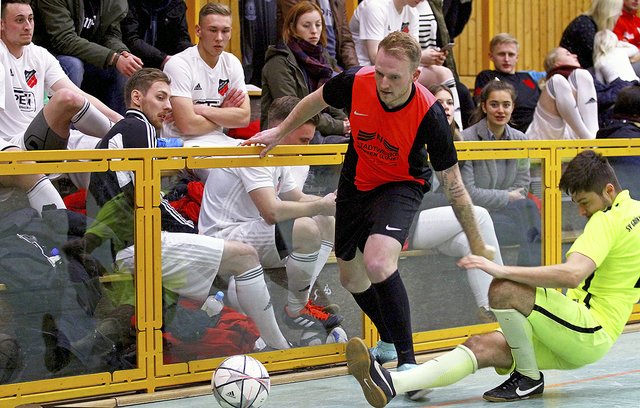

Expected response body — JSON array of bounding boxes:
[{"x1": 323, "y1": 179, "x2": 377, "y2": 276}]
[
  {"x1": 24, "y1": 70, "x2": 38, "y2": 88},
  {"x1": 218, "y1": 79, "x2": 229, "y2": 96},
  {"x1": 401, "y1": 22, "x2": 410, "y2": 33}
]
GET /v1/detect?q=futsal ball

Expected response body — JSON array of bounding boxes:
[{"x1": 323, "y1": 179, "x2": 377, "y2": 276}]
[
  {"x1": 212, "y1": 355, "x2": 270, "y2": 408},
  {"x1": 325, "y1": 326, "x2": 348, "y2": 344},
  {"x1": 299, "y1": 327, "x2": 325, "y2": 346}
]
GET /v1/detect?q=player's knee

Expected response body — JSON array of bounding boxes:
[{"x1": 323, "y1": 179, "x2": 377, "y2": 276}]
[
  {"x1": 363, "y1": 253, "x2": 395, "y2": 277},
  {"x1": 463, "y1": 334, "x2": 486, "y2": 355},
  {"x1": 488, "y1": 278, "x2": 519, "y2": 309},
  {"x1": 49, "y1": 88, "x2": 85, "y2": 113},
  {"x1": 223, "y1": 241, "x2": 260, "y2": 274},
  {"x1": 292, "y1": 217, "x2": 321, "y2": 251},
  {"x1": 433, "y1": 65, "x2": 454, "y2": 83},
  {"x1": 312, "y1": 214, "x2": 335, "y2": 236},
  {"x1": 463, "y1": 332, "x2": 511, "y2": 368}
]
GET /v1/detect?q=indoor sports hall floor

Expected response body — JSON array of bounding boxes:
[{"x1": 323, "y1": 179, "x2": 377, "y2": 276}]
[{"x1": 124, "y1": 328, "x2": 640, "y2": 408}]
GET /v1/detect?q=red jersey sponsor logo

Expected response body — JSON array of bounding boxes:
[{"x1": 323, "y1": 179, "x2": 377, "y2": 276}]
[{"x1": 355, "y1": 130, "x2": 400, "y2": 163}]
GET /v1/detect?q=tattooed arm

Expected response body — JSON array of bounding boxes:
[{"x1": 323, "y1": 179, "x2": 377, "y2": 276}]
[{"x1": 436, "y1": 163, "x2": 496, "y2": 260}]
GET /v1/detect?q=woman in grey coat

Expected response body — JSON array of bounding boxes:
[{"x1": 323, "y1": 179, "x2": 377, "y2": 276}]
[{"x1": 461, "y1": 81, "x2": 542, "y2": 266}]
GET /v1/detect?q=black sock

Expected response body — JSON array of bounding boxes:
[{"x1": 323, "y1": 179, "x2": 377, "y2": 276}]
[
  {"x1": 372, "y1": 270, "x2": 415, "y2": 365},
  {"x1": 351, "y1": 285, "x2": 394, "y2": 343}
]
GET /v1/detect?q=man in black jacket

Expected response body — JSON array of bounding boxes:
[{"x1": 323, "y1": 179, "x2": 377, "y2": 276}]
[{"x1": 120, "y1": 0, "x2": 193, "y2": 69}]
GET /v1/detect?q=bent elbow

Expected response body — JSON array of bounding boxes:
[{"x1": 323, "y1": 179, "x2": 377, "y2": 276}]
[
  {"x1": 260, "y1": 211, "x2": 278, "y2": 225},
  {"x1": 236, "y1": 113, "x2": 251, "y2": 128},
  {"x1": 174, "y1": 121, "x2": 197, "y2": 136},
  {"x1": 566, "y1": 272, "x2": 584, "y2": 289}
]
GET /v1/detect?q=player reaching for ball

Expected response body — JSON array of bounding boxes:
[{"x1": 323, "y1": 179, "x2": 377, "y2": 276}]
[
  {"x1": 243, "y1": 30, "x2": 493, "y2": 399},
  {"x1": 347, "y1": 150, "x2": 640, "y2": 406}
]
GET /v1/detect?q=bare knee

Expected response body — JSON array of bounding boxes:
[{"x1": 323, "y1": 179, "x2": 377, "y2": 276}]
[
  {"x1": 463, "y1": 332, "x2": 512, "y2": 369},
  {"x1": 48, "y1": 88, "x2": 85, "y2": 113},
  {"x1": 363, "y1": 252, "x2": 396, "y2": 281},
  {"x1": 312, "y1": 215, "x2": 335, "y2": 241},
  {"x1": 337, "y1": 258, "x2": 370, "y2": 293},
  {"x1": 488, "y1": 279, "x2": 535, "y2": 313},
  {"x1": 220, "y1": 241, "x2": 260, "y2": 275},
  {"x1": 292, "y1": 217, "x2": 321, "y2": 252}
]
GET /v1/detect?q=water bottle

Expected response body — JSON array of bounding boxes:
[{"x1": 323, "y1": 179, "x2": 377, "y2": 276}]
[
  {"x1": 47, "y1": 247, "x2": 62, "y2": 267},
  {"x1": 156, "y1": 137, "x2": 184, "y2": 148},
  {"x1": 201, "y1": 291, "x2": 224, "y2": 317}
]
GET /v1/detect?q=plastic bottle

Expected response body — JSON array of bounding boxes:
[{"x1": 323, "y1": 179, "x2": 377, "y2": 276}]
[
  {"x1": 156, "y1": 137, "x2": 184, "y2": 148},
  {"x1": 48, "y1": 247, "x2": 62, "y2": 267},
  {"x1": 201, "y1": 291, "x2": 225, "y2": 317}
]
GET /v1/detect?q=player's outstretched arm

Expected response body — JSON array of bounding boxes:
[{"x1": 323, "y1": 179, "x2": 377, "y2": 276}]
[
  {"x1": 457, "y1": 252, "x2": 596, "y2": 288},
  {"x1": 242, "y1": 88, "x2": 330, "y2": 157},
  {"x1": 437, "y1": 163, "x2": 494, "y2": 259}
]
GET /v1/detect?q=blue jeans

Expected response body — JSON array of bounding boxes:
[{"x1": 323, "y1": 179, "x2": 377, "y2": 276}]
[{"x1": 56, "y1": 55, "x2": 126, "y2": 115}]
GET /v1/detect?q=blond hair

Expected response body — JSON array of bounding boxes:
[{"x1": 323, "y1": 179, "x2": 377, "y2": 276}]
[
  {"x1": 593, "y1": 29, "x2": 620, "y2": 65},
  {"x1": 585, "y1": 0, "x2": 623, "y2": 31},
  {"x1": 378, "y1": 31, "x2": 421, "y2": 71},
  {"x1": 489, "y1": 33, "x2": 519, "y2": 52},
  {"x1": 199, "y1": 2, "x2": 231, "y2": 24}
]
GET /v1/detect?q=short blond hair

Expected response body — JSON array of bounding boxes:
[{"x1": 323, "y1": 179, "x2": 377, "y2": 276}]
[
  {"x1": 490, "y1": 33, "x2": 519, "y2": 52},
  {"x1": 378, "y1": 31, "x2": 421, "y2": 71},
  {"x1": 199, "y1": 2, "x2": 231, "y2": 24}
]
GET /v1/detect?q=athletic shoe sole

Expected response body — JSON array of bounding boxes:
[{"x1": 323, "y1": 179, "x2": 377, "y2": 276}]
[
  {"x1": 483, "y1": 393, "x2": 543, "y2": 402},
  {"x1": 346, "y1": 338, "x2": 389, "y2": 408}
]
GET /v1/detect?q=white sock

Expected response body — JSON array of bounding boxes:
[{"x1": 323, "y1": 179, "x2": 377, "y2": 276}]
[
  {"x1": 492, "y1": 308, "x2": 540, "y2": 380},
  {"x1": 309, "y1": 240, "x2": 333, "y2": 289},
  {"x1": 285, "y1": 251, "x2": 319, "y2": 314},
  {"x1": 392, "y1": 345, "x2": 478, "y2": 393},
  {"x1": 26, "y1": 177, "x2": 66, "y2": 214},
  {"x1": 71, "y1": 98, "x2": 113, "y2": 138},
  {"x1": 443, "y1": 78, "x2": 463, "y2": 129},
  {"x1": 235, "y1": 266, "x2": 290, "y2": 349},
  {"x1": 225, "y1": 277, "x2": 244, "y2": 313}
]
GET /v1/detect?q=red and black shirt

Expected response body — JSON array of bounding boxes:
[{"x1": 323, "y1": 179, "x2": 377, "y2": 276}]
[{"x1": 323, "y1": 66, "x2": 457, "y2": 191}]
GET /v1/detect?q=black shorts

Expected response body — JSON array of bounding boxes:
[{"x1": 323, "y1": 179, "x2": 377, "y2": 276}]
[
  {"x1": 274, "y1": 219, "x2": 295, "y2": 260},
  {"x1": 334, "y1": 177, "x2": 424, "y2": 261}
]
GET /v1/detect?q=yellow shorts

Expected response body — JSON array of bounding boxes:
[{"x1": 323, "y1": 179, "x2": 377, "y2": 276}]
[{"x1": 499, "y1": 287, "x2": 614, "y2": 374}]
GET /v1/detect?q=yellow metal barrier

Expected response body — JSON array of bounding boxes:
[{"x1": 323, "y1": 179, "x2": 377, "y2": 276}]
[{"x1": 0, "y1": 140, "x2": 639, "y2": 406}]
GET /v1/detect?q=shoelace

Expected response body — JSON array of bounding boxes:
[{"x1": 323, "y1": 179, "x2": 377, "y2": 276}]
[
  {"x1": 499, "y1": 373, "x2": 522, "y2": 389},
  {"x1": 306, "y1": 300, "x2": 327, "y2": 313},
  {"x1": 301, "y1": 304, "x2": 331, "y2": 321}
]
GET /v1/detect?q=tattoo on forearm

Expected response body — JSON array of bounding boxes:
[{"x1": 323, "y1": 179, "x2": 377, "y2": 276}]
[{"x1": 440, "y1": 166, "x2": 485, "y2": 252}]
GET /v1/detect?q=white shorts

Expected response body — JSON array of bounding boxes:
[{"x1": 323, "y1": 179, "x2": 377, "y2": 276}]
[
  {"x1": 216, "y1": 220, "x2": 284, "y2": 269},
  {"x1": 115, "y1": 231, "x2": 224, "y2": 302}
]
